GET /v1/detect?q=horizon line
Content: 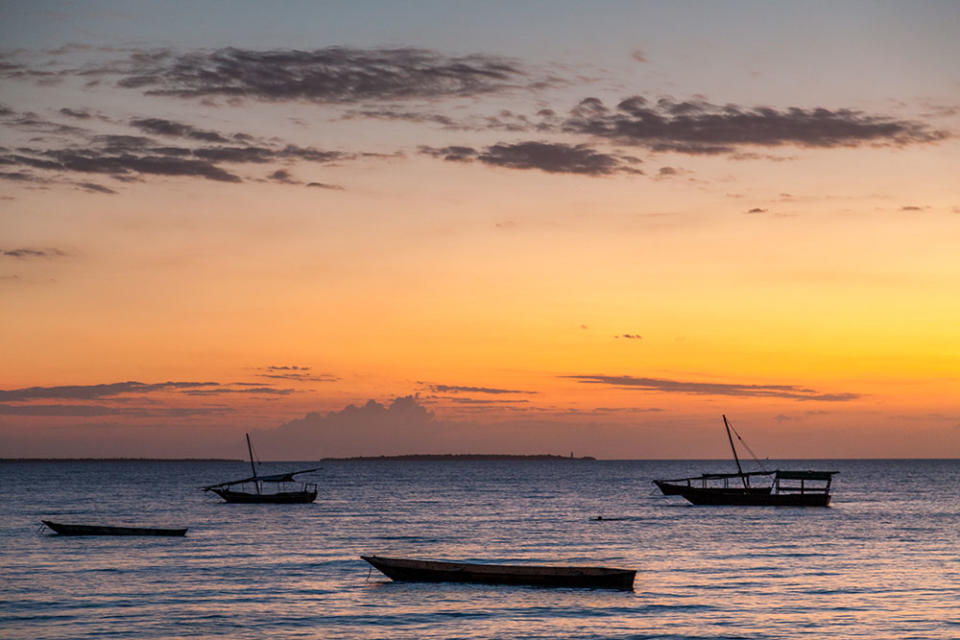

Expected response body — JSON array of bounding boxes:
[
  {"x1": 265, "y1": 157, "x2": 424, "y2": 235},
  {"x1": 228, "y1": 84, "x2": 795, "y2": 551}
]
[{"x1": 3, "y1": 456, "x2": 959, "y2": 462}]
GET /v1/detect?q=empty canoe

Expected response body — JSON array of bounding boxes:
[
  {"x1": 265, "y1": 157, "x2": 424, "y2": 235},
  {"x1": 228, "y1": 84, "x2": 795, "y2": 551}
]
[
  {"x1": 41, "y1": 520, "x2": 188, "y2": 536},
  {"x1": 362, "y1": 555, "x2": 635, "y2": 590}
]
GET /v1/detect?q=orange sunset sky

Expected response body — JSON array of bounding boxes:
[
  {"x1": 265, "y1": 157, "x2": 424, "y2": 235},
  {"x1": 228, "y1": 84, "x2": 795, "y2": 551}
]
[{"x1": 2, "y1": 1, "x2": 959, "y2": 459}]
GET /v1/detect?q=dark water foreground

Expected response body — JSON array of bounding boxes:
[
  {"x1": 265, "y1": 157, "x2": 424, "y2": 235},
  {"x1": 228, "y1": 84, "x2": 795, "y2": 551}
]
[{"x1": 1, "y1": 459, "x2": 958, "y2": 639}]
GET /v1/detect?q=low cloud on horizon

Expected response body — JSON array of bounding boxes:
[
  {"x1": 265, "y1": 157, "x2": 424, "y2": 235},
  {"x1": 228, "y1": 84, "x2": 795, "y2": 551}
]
[{"x1": 564, "y1": 374, "x2": 860, "y2": 402}]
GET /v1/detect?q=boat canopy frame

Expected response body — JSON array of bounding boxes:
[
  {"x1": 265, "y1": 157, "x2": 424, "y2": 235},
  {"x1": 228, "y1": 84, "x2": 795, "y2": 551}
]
[
  {"x1": 773, "y1": 470, "x2": 837, "y2": 495},
  {"x1": 657, "y1": 470, "x2": 774, "y2": 489}
]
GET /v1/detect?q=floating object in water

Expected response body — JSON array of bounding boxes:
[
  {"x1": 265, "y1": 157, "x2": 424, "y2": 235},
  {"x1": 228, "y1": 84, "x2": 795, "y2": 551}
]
[
  {"x1": 202, "y1": 433, "x2": 319, "y2": 503},
  {"x1": 41, "y1": 520, "x2": 188, "y2": 536},
  {"x1": 361, "y1": 555, "x2": 635, "y2": 590},
  {"x1": 653, "y1": 415, "x2": 837, "y2": 506}
]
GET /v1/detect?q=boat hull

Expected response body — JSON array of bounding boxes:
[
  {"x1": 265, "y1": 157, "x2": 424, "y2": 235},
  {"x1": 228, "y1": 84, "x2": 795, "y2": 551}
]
[
  {"x1": 654, "y1": 480, "x2": 772, "y2": 497},
  {"x1": 210, "y1": 488, "x2": 317, "y2": 504},
  {"x1": 361, "y1": 555, "x2": 635, "y2": 590},
  {"x1": 42, "y1": 520, "x2": 188, "y2": 536},
  {"x1": 672, "y1": 488, "x2": 831, "y2": 507}
]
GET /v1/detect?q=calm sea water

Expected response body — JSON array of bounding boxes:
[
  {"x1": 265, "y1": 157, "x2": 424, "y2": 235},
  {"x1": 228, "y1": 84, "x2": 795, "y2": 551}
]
[{"x1": 1, "y1": 459, "x2": 959, "y2": 639}]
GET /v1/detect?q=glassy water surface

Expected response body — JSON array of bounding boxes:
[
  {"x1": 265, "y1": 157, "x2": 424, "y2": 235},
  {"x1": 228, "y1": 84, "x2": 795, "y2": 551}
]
[{"x1": 2, "y1": 459, "x2": 959, "y2": 639}]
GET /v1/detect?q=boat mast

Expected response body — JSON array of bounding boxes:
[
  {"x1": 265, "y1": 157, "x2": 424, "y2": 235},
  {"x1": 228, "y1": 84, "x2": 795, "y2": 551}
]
[
  {"x1": 723, "y1": 415, "x2": 747, "y2": 488},
  {"x1": 245, "y1": 433, "x2": 261, "y2": 494}
]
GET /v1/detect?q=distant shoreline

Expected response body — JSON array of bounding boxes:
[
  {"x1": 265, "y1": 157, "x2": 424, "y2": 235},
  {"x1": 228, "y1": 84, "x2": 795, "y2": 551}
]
[
  {"x1": 4, "y1": 456, "x2": 957, "y2": 462},
  {"x1": 1, "y1": 454, "x2": 596, "y2": 462},
  {"x1": 322, "y1": 454, "x2": 598, "y2": 461}
]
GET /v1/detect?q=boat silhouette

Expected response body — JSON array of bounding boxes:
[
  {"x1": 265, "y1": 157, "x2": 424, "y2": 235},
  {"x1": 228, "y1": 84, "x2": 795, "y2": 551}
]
[
  {"x1": 203, "y1": 433, "x2": 319, "y2": 503},
  {"x1": 653, "y1": 416, "x2": 837, "y2": 506}
]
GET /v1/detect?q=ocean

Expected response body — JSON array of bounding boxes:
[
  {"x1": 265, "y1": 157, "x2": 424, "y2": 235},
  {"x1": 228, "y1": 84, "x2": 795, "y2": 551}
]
[{"x1": 1, "y1": 459, "x2": 958, "y2": 639}]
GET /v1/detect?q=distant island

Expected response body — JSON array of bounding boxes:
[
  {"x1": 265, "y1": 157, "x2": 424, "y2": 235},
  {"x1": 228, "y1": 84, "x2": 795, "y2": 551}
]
[
  {"x1": 2, "y1": 454, "x2": 597, "y2": 462},
  {"x1": 321, "y1": 454, "x2": 597, "y2": 461}
]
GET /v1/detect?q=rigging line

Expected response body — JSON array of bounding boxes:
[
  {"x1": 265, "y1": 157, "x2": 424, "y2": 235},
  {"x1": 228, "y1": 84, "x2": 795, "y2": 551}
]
[
  {"x1": 730, "y1": 424, "x2": 769, "y2": 473},
  {"x1": 249, "y1": 438, "x2": 262, "y2": 467}
]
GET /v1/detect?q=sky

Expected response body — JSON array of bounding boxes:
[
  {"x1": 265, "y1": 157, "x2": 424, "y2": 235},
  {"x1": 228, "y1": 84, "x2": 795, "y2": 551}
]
[{"x1": 2, "y1": 1, "x2": 959, "y2": 460}]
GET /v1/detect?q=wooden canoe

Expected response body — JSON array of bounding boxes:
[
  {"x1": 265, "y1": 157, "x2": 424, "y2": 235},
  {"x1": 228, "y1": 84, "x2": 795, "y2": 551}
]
[
  {"x1": 41, "y1": 520, "x2": 188, "y2": 536},
  {"x1": 206, "y1": 487, "x2": 317, "y2": 503},
  {"x1": 362, "y1": 555, "x2": 635, "y2": 590}
]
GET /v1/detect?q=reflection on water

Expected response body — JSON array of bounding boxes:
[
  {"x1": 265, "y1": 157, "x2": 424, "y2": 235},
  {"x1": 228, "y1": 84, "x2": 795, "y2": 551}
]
[{"x1": 1, "y1": 459, "x2": 959, "y2": 639}]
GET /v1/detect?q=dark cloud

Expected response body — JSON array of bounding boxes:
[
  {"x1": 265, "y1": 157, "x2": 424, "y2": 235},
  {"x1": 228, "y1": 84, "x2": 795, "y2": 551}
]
[
  {"x1": 0, "y1": 105, "x2": 357, "y2": 192},
  {"x1": 341, "y1": 109, "x2": 457, "y2": 127},
  {"x1": 42, "y1": 148, "x2": 243, "y2": 182},
  {"x1": 421, "y1": 141, "x2": 643, "y2": 176},
  {"x1": 181, "y1": 386, "x2": 293, "y2": 396},
  {"x1": 0, "y1": 403, "x2": 229, "y2": 417},
  {"x1": 93, "y1": 134, "x2": 153, "y2": 151},
  {"x1": 480, "y1": 110, "x2": 544, "y2": 133},
  {"x1": 359, "y1": 107, "x2": 552, "y2": 134},
  {"x1": 1, "y1": 104, "x2": 95, "y2": 141},
  {"x1": 97, "y1": 47, "x2": 529, "y2": 103},
  {"x1": 277, "y1": 145, "x2": 346, "y2": 163},
  {"x1": 565, "y1": 374, "x2": 860, "y2": 401},
  {"x1": 478, "y1": 141, "x2": 642, "y2": 175},
  {"x1": 615, "y1": 334, "x2": 643, "y2": 340},
  {"x1": 306, "y1": 182, "x2": 344, "y2": 190},
  {"x1": 439, "y1": 397, "x2": 531, "y2": 405},
  {"x1": 2, "y1": 154, "x2": 68, "y2": 171},
  {"x1": 0, "y1": 381, "x2": 219, "y2": 401},
  {"x1": 59, "y1": 108, "x2": 93, "y2": 119},
  {"x1": 746, "y1": 207, "x2": 767, "y2": 214},
  {"x1": 253, "y1": 365, "x2": 338, "y2": 382},
  {"x1": 900, "y1": 205, "x2": 924, "y2": 211},
  {"x1": 562, "y1": 96, "x2": 946, "y2": 153},
  {"x1": 183, "y1": 144, "x2": 347, "y2": 165},
  {"x1": 268, "y1": 169, "x2": 299, "y2": 184},
  {"x1": 1, "y1": 140, "x2": 346, "y2": 188},
  {"x1": 1, "y1": 111, "x2": 90, "y2": 136},
  {"x1": 75, "y1": 182, "x2": 117, "y2": 194},
  {"x1": 129, "y1": 117, "x2": 229, "y2": 142},
  {"x1": 728, "y1": 151, "x2": 796, "y2": 162},
  {"x1": 419, "y1": 145, "x2": 478, "y2": 162},
  {"x1": 190, "y1": 145, "x2": 280, "y2": 164},
  {"x1": 260, "y1": 374, "x2": 338, "y2": 382},
  {"x1": 430, "y1": 384, "x2": 531, "y2": 395},
  {"x1": 1, "y1": 248, "x2": 67, "y2": 259},
  {"x1": 0, "y1": 170, "x2": 49, "y2": 183},
  {"x1": 2, "y1": 129, "x2": 244, "y2": 182}
]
